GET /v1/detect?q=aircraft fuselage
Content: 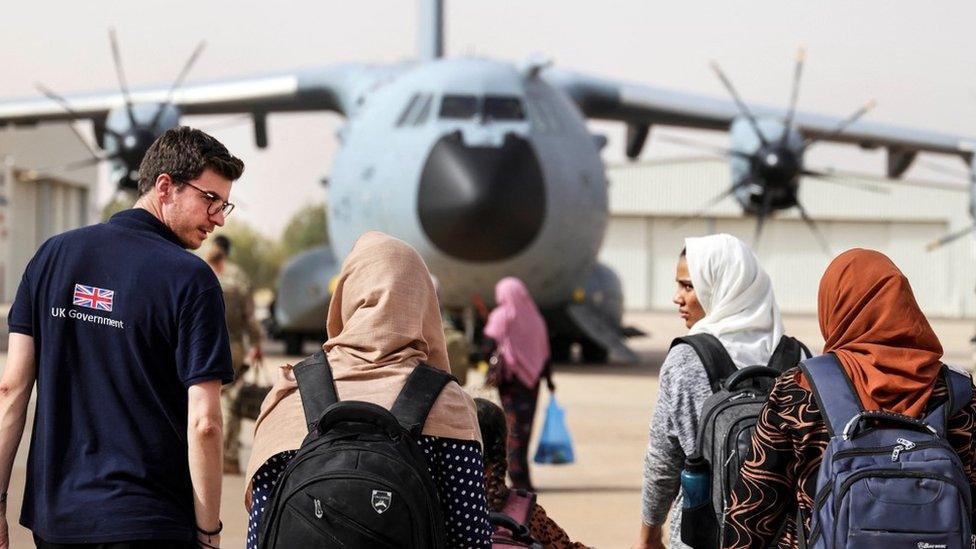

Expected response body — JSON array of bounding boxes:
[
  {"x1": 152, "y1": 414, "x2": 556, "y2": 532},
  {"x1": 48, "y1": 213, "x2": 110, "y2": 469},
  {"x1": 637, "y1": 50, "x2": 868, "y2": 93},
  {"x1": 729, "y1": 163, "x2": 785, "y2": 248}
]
[{"x1": 328, "y1": 58, "x2": 608, "y2": 309}]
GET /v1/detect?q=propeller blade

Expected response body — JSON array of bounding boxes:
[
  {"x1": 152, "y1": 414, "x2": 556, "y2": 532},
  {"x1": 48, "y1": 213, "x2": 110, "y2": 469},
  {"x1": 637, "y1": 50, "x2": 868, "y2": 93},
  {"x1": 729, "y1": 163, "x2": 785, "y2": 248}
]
[
  {"x1": 18, "y1": 155, "x2": 111, "y2": 182},
  {"x1": 150, "y1": 40, "x2": 207, "y2": 130},
  {"x1": 34, "y1": 83, "x2": 102, "y2": 160},
  {"x1": 673, "y1": 179, "x2": 751, "y2": 228},
  {"x1": 802, "y1": 99, "x2": 877, "y2": 151},
  {"x1": 781, "y1": 46, "x2": 805, "y2": 147},
  {"x1": 754, "y1": 190, "x2": 775, "y2": 246},
  {"x1": 794, "y1": 200, "x2": 831, "y2": 254},
  {"x1": 805, "y1": 165, "x2": 968, "y2": 192},
  {"x1": 654, "y1": 133, "x2": 750, "y2": 159},
  {"x1": 710, "y1": 60, "x2": 770, "y2": 148},
  {"x1": 654, "y1": 133, "x2": 731, "y2": 157},
  {"x1": 802, "y1": 169, "x2": 890, "y2": 194},
  {"x1": 108, "y1": 27, "x2": 138, "y2": 127},
  {"x1": 917, "y1": 159, "x2": 969, "y2": 179},
  {"x1": 925, "y1": 223, "x2": 976, "y2": 251},
  {"x1": 35, "y1": 82, "x2": 84, "y2": 119}
]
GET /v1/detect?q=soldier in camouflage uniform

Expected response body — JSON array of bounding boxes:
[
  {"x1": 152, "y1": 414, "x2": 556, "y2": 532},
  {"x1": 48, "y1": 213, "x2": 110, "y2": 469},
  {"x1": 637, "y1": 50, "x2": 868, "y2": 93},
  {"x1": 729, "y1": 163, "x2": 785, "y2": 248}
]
[
  {"x1": 431, "y1": 275, "x2": 470, "y2": 386},
  {"x1": 205, "y1": 235, "x2": 263, "y2": 474}
]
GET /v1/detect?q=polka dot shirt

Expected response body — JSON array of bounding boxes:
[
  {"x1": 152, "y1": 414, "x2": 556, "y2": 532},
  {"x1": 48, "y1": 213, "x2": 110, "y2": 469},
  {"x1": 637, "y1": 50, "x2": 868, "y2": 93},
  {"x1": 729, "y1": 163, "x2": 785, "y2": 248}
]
[{"x1": 246, "y1": 436, "x2": 492, "y2": 548}]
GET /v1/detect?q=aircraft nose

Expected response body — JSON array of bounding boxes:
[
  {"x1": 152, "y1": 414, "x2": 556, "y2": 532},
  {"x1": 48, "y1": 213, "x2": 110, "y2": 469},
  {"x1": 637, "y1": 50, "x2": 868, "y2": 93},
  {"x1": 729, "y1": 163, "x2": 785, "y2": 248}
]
[{"x1": 417, "y1": 132, "x2": 546, "y2": 262}]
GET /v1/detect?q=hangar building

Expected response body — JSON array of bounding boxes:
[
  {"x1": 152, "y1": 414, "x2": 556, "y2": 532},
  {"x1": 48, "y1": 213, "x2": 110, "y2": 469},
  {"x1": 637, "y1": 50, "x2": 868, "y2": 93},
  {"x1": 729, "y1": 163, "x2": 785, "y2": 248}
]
[
  {"x1": 599, "y1": 157, "x2": 975, "y2": 318},
  {"x1": 0, "y1": 125, "x2": 97, "y2": 302}
]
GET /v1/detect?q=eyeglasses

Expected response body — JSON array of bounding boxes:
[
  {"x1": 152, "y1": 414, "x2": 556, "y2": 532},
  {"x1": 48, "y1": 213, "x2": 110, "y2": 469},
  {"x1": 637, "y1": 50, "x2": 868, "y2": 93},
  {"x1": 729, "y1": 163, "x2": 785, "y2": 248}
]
[{"x1": 181, "y1": 180, "x2": 235, "y2": 218}]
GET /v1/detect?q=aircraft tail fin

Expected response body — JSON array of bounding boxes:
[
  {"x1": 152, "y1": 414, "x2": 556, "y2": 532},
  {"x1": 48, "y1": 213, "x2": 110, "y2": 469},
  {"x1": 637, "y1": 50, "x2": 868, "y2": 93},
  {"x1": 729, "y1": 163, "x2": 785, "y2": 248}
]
[{"x1": 418, "y1": 0, "x2": 444, "y2": 60}]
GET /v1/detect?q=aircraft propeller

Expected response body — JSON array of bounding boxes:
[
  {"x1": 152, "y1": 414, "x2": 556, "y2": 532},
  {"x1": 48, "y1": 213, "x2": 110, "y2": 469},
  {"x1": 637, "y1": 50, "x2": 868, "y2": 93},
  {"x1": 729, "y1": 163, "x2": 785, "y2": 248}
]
[
  {"x1": 660, "y1": 48, "x2": 881, "y2": 253},
  {"x1": 22, "y1": 29, "x2": 206, "y2": 190},
  {"x1": 913, "y1": 159, "x2": 976, "y2": 251}
]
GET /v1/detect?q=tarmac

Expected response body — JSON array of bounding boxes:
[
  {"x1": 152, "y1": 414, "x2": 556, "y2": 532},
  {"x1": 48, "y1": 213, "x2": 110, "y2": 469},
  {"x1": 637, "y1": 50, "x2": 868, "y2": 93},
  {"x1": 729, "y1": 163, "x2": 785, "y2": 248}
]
[{"x1": 2, "y1": 310, "x2": 974, "y2": 548}]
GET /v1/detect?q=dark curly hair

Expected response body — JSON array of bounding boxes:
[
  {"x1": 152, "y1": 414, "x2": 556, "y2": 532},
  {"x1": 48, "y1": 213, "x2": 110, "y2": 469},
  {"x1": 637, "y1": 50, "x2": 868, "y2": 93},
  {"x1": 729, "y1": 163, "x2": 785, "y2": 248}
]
[
  {"x1": 137, "y1": 126, "x2": 244, "y2": 196},
  {"x1": 476, "y1": 398, "x2": 511, "y2": 511}
]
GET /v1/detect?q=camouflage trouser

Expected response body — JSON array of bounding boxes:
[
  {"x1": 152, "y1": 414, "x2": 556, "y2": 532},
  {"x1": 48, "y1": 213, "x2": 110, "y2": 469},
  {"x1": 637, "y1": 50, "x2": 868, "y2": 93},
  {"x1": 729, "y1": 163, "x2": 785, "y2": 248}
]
[{"x1": 222, "y1": 343, "x2": 247, "y2": 466}]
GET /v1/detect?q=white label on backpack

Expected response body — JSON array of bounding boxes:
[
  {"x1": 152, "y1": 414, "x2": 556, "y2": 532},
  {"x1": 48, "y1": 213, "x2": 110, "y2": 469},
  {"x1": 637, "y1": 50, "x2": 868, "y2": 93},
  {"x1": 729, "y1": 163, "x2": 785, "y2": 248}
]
[
  {"x1": 918, "y1": 542, "x2": 948, "y2": 549},
  {"x1": 371, "y1": 490, "x2": 392, "y2": 514}
]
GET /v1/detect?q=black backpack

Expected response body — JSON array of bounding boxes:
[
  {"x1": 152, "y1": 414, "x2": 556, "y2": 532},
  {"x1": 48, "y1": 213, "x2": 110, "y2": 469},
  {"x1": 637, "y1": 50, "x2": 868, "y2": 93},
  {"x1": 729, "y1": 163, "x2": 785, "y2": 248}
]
[
  {"x1": 675, "y1": 334, "x2": 809, "y2": 549},
  {"x1": 258, "y1": 351, "x2": 453, "y2": 548}
]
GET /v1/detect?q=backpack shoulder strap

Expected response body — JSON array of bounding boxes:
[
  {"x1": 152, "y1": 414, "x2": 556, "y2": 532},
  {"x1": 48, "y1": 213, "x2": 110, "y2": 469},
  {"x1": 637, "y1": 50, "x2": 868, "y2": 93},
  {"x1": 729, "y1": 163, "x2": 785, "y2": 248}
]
[
  {"x1": 799, "y1": 354, "x2": 863, "y2": 437},
  {"x1": 292, "y1": 350, "x2": 339, "y2": 432},
  {"x1": 924, "y1": 366, "x2": 974, "y2": 437},
  {"x1": 671, "y1": 333, "x2": 736, "y2": 393},
  {"x1": 945, "y1": 366, "x2": 973, "y2": 416},
  {"x1": 390, "y1": 364, "x2": 457, "y2": 437},
  {"x1": 768, "y1": 336, "x2": 807, "y2": 372}
]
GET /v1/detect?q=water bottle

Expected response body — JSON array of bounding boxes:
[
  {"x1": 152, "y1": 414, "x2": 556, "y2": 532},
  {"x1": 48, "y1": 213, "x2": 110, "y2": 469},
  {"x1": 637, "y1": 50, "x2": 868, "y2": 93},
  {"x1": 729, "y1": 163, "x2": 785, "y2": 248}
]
[{"x1": 681, "y1": 454, "x2": 711, "y2": 509}]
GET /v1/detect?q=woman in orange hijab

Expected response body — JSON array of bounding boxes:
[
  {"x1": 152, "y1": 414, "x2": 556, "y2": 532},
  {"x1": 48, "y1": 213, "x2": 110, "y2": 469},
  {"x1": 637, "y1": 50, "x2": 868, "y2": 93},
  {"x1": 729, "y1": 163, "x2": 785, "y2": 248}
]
[
  {"x1": 243, "y1": 232, "x2": 489, "y2": 549},
  {"x1": 722, "y1": 249, "x2": 976, "y2": 548}
]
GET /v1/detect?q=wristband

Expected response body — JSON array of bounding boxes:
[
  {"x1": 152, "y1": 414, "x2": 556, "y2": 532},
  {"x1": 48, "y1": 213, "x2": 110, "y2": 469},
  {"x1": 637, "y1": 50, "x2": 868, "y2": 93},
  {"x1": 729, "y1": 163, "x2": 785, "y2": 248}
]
[{"x1": 196, "y1": 520, "x2": 222, "y2": 536}]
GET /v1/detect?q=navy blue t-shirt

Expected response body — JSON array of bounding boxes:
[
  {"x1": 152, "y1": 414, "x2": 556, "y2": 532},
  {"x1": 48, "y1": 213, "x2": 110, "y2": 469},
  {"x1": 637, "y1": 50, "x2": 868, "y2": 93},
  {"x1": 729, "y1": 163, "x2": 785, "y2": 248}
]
[{"x1": 8, "y1": 208, "x2": 234, "y2": 543}]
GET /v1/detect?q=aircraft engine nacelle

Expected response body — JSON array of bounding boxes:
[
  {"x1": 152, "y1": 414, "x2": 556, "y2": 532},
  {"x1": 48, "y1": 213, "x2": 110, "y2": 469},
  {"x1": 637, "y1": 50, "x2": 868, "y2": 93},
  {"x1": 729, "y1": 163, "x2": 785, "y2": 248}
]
[
  {"x1": 729, "y1": 116, "x2": 804, "y2": 214},
  {"x1": 580, "y1": 261, "x2": 625, "y2": 327},
  {"x1": 102, "y1": 103, "x2": 182, "y2": 190},
  {"x1": 272, "y1": 245, "x2": 340, "y2": 333}
]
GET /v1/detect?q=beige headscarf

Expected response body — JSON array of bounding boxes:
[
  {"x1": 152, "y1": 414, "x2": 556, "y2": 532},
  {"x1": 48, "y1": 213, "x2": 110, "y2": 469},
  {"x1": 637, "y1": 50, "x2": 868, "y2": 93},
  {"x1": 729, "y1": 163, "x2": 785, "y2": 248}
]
[{"x1": 245, "y1": 232, "x2": 481, "y2": 505}]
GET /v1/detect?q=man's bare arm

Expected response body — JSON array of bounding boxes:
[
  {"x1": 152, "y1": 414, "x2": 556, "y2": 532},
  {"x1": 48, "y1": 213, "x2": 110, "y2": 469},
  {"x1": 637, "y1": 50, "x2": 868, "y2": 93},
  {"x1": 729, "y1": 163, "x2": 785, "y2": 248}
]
[
  {"x1": 187, "y1": 380, "x2": 223, "y2": 547},
  {"x1": 0, "y1": 334, "x2": 37, "y2": 548}
]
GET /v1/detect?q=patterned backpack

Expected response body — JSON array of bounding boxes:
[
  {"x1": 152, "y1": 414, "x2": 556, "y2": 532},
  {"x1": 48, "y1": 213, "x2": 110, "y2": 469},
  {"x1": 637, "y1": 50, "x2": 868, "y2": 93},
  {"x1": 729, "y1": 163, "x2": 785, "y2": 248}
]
[
  {"x1": 677, "y1": 333, "x2": 808, "y2": 549},
  {"x1": 799, "y1": 354, "x2": 973, "y2": 548},
  {"x1": 489, "y1": 489, "x2": 542, "y2": 548}
]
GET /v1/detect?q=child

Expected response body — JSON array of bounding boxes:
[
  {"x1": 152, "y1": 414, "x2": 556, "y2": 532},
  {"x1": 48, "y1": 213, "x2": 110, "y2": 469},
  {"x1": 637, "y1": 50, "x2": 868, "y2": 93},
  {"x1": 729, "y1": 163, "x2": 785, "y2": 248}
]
[{"x1": 476, "y1": 398, "x2": 588, "y2": 549}]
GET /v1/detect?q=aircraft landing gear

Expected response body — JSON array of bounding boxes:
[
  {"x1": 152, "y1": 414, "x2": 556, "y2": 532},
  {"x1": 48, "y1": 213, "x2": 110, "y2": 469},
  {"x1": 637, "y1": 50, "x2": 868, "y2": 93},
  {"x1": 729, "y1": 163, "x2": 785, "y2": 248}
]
[
  {"x1": 548, "y1": 335, "x2": 608, "y2": 363},
  {"x1": 580, "y1": 337, "x2": 608, "y2": 363}
]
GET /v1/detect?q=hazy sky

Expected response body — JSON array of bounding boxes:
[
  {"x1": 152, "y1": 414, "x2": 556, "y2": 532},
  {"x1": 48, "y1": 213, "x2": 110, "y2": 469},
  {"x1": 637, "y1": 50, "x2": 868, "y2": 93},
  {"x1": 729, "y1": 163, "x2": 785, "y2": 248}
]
[{"x1": 2, "y1": 1, "x2": 974, "y2": 236}]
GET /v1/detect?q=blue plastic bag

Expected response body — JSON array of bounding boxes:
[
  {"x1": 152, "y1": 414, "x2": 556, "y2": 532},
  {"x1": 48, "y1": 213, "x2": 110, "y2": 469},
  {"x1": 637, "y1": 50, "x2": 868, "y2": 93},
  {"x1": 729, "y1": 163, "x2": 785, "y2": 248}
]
[{"x1": 533, "y1": 395, "x2": 575, "y2": 465}]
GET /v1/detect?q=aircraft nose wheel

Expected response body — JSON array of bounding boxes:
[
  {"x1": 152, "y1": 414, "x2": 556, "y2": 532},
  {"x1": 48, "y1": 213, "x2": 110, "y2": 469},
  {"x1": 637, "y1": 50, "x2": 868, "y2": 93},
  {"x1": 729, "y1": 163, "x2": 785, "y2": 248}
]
[{"x1": 548, "y1": 335, "x2": 607, "y2": 364}]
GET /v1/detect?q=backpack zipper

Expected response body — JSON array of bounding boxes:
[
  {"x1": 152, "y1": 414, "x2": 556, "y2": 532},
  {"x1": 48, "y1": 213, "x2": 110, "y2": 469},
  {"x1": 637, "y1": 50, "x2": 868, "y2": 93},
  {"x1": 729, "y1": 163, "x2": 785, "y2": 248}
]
[
  {"x1": 261, "y1": 442, "x2": 443, "y2": 548},
  {"x1": 694, "y1": 395, "x2": 763, "y2": 458},
  {"x1": 837, "y1": 469, "x2": 970, "y2": 503},
  {"x1": 294, "y1": 453, "x2": 444, "y2": 545},
  {"x1": 722, "y1": 416, "x2": 757, "y2": 505},
  {"x1": 831, "y1": 441, "x2": 937, "y2": 463},
  {"x1": 806, "y1": 484, "x2": 832, "y2": 546},
  {"x1": 304, "y1": 492, "x2": 400, "y2": 548}
]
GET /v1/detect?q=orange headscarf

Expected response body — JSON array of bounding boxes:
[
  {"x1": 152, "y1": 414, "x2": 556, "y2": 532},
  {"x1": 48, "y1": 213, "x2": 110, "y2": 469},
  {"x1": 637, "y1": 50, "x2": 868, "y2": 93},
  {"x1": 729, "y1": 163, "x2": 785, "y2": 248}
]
[{"x1": 804, "y1": 248, "x2": 943, "y2": 418}]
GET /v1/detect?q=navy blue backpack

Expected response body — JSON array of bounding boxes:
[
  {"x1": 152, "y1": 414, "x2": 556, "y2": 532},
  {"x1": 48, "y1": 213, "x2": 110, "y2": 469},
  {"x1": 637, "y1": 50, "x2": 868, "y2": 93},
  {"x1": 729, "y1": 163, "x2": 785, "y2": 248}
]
[{"x1": 800, "y1": 354, "x2": 974, "y2": 548}]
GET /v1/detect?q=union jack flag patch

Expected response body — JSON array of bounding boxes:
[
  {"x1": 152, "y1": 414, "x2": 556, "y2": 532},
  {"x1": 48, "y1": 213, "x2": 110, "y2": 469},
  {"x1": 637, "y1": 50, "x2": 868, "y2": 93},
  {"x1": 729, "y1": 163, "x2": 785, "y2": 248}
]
[{"x1": 73, "y1": 284, "x2": 114, "y2": 312}]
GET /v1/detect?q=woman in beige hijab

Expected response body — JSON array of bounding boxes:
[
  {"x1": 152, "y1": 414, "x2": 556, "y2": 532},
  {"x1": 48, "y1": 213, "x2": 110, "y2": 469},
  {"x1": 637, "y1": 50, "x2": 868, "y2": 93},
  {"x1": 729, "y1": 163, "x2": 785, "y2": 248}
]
[{"x1": 243, "y1": 232, "x2": 490, "y2": 549}]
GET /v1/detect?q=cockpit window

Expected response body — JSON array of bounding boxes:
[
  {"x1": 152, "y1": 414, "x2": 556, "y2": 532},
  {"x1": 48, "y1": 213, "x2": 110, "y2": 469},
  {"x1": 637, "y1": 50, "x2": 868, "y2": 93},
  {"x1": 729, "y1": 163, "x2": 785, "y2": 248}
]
[
  {"x1": 439, "y1": 95, "x2": 479, "y2": 119},
  {"x1": 397, "y1": 93, "x2": 434, "y2": 126},
  {"x1": 413, "y1": 95, "x2": 434, "y2": 125},
  {"x1": 396, "y1": 93, "x2": 421, "y2": 126},
  {"x1": 484, "y1": 96, "x2": 525, "y2": 121}
]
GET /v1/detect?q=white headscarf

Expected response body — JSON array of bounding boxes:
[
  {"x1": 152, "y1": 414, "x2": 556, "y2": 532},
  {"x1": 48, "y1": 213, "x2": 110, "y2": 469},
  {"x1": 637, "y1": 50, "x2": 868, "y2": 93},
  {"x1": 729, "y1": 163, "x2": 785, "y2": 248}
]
[{"x1": 685, "y1": 233, "x2": 784, "y2": 368}]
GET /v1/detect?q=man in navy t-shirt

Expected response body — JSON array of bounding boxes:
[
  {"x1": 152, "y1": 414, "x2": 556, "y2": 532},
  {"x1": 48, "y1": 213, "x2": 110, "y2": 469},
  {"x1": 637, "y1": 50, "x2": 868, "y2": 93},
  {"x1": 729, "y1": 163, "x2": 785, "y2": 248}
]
[{"x1": 0, "y1": 127, "x2": 244, "y2": 548}]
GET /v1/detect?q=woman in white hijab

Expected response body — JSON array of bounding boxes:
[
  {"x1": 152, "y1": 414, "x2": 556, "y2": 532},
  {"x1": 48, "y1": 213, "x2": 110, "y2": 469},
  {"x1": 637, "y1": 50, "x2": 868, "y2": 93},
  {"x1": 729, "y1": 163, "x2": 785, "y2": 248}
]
[{"x1": 632, "y1": 233, "x2": 790, "y2": 549}]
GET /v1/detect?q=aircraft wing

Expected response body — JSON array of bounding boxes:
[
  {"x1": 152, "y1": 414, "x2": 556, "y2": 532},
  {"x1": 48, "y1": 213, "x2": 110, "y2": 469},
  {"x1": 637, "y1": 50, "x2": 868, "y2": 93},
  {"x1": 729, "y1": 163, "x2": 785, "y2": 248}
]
[
  {"x1": 543, "y1": 68, "x2": 976, "y2": 164},
  {"x1": 0, "y1": 64, "x2": 393, "y2": 126}
]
